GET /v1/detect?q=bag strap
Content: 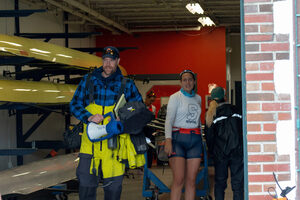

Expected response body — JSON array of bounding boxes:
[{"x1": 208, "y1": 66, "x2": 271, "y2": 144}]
[
  {"x1": 85, "y1": 74, "x2": 126, "y2": 106},
  {"x1": 84, "y1": 72, "x2": 93, "y2": 107},
  {"x1": 117, "y1": 77, "x2": 127, "y2": 101}
]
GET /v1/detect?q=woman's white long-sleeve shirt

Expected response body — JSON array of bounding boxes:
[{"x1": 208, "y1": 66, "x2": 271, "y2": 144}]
[{"x1": 165, "y1": 90, "x2": 202, "y2": 139}]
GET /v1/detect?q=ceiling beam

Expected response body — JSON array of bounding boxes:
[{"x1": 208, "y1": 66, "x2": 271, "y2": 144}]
[
  {"x1": 130, "y1": 26, "x2": 201, "y2": 33},
  {"x1": 62, "y1": 0, "x2": 132, "y2": 34},
  {"x1": 44, "y1": 0, "x2": 120, "y2": 34}
]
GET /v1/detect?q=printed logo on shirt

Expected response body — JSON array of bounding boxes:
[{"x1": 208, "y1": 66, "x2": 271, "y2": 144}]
[
  {"x1": 127, "y1": 107, "x2": 135, "y2": 112},
  {"x1": 186, "y1": 104, "x2": 198, "y2": 124}
]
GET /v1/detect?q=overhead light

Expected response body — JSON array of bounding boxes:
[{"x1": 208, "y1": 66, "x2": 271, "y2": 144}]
[
  {"x1": 186, "y1": 3, "x2": 204, "y2": 14},
  {"x1": 198, "y1": 17, "x2": 215, "y2": 26}
]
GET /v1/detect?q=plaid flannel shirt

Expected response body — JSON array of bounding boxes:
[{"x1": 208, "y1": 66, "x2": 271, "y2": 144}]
[{"x1": 70, "y1": 67, "x2": 142, "y2": 123}]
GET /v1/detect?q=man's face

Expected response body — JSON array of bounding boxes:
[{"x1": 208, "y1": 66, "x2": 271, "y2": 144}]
[{"x1": 102, "y1": 57, "x2": 120, "y2": 78}]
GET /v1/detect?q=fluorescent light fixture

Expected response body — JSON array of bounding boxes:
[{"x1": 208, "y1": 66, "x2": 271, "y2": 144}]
[
  {"x1": 30, "y1": 48, "x2": 50, "y2": 54},
  {"x1": 186, "y1": 3, "x2": 204, "y2": 14},
  {"x1": 0, "y1": 41, "x2": 22, "y2": 47},
  {"x1": 198, "y1": 17, "x2": 215, "y2": 26}
]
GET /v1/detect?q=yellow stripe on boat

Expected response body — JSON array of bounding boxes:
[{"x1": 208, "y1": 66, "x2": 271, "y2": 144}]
[
  {"x1": 0, "y1": 34, "x2": 127, "y2": 75},
  {"x1": 0, "y1": 80, "x2": 77, "y2": 104}
]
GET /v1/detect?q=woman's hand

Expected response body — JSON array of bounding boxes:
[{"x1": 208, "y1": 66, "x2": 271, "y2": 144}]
[
  {"x1": 164, "y1": 138, "x2": 173, "y2": 156},
  {"x1": 88, "y1": 114, "x2": 104, "y2": 124}
]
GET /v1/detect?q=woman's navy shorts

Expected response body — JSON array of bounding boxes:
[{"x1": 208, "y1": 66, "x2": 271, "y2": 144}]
[{"x1": 169, "y1": 130, "x2": 203, "y2": 159}]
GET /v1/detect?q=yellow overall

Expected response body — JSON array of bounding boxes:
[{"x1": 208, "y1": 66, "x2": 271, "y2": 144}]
[{"x1": 79, "y1": 103, "x2": 145, "y2": 178}]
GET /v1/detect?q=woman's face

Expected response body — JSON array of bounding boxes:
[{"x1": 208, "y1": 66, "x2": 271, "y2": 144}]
[{"x1": 181, "y1": 72, "x2": 195, "y2": 93}]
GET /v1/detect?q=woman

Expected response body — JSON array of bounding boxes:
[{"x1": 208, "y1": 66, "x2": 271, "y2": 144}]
[
  {"x1": 205, "y1": 87, "x2": 243, "y2": 200},
  {"x1": 144, "y1": 90, "x2": 157, "y2": 168},
  {"x1": 164, "y1": 69, "x2": 202, "y2": 200}
]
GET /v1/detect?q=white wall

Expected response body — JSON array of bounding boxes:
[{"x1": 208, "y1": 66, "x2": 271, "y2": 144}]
[{"x1": 0, "y1": 0, "x2": 96, "y2": 170}]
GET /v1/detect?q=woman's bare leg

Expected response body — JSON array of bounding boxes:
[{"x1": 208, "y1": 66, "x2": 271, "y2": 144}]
[
  {"x1": 184, "y1": 158, "x2": 201, "y2": 200},
  {"x1": 169, "y1": 157, "x2": 186, "y2": 200}
]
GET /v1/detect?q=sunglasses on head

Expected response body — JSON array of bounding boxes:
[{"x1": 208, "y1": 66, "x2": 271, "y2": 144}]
[
  {"x1": 180, "y1": 69, "x2": 196, "y2": 79},
  {"x1": 104, "y1": 48, "x2": 116, "y2": 55}
]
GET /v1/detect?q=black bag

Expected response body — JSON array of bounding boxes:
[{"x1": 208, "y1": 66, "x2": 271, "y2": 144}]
[
  {"x1": 64, "y1": 121, "x2": 83, "y2": 149},
  {"x1": 130, "y1": 133, "x2": 148, "y2": 154},
  {"x1": 118, "y1": 101, "x2": 154, "y2": 135}
]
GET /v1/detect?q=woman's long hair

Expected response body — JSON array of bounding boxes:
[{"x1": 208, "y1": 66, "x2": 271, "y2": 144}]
[{"x1": 205, "y1": 100, "x2": 219, "y2": 127}]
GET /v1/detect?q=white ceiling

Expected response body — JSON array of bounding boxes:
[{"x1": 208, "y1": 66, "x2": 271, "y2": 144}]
[{"x1": 21, "y1": 0, "x2": 240, "y2": 34}]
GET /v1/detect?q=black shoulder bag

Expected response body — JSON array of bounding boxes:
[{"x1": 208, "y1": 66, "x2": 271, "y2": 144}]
[{"x1": 64, "y1": 73, "x2": 93, "y2": 149}]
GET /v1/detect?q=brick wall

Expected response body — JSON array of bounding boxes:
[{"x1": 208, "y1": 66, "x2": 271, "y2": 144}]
[{"x1": 244, "y1": 0, "x2": 292, "y2": 199}]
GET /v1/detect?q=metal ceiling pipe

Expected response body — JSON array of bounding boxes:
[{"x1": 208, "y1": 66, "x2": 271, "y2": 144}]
[
  {"x1": 130, "y1": 26, "x2": 201, "y2": 32},
  {"x1": 64, "y1": 20, "x2": 86, "y2": 24},
  {"x1": 44, "y1": 0, "x2": 119, "y2": 34},
  {"x1": 62, "y1": 0, "x2": 132, "y2": 35}
]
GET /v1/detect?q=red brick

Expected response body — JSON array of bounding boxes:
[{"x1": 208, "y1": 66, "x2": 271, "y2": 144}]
[
  {"x1": 278, "y1": 112, "x2": 291, "y2": 120},
  {"x1": 247, "y1": 103, "x2": 260, "y2": 111},
  {"x1": 246, "y1": 44, "x2": 259, "y2": 51},
  {"x1": 259, "y1": 4, "x2": 273, "y2": 12},
  {"x1": 263, "y1": 184, "x2": 276, "y2": 192},
  {"x1": 247, "y1": 93, "x2": 274, "y2": 101},
  {"x1": 263, "y1": 123, "x2": 276, "y2": 131},
  {"x1": 248, "y1": 164, "x2": 261, "y2": 172},
  {"x1": 261, "y1": 43, "x2": 289, "y2": 51},
  {"x1": 246, "y1": 63, "x2": 259, "y2": 71},
  {"x1": 248, "y1": 174, "x2": 275, "y2": 182},
  {"x1": 246, "y1": 34, "x2": 273, "y2": 42},
  {"x1": 247, "y1": 83, "x2": 260, "y2": 91},
  {"x1": 249, "y1": 184, "x2": 262, "y2": 192},
  {"x1": 247, "y1": 113, "x2": 274, "y2": 122},
  {"x1": 276, "y1": 53, "x2": 289, "y2": 60},
  {"x1": 249, "y1": 195, "x2": 273, "y2": 200},
  {"x1": 246, "y1": 25, "x2": 259, "y2": 33},
  {"x1": 277, "y1": 155, "x2": 290, "y2": 162},
  {"x1": 248, "y1": 154, "x2": 275, "y2": 162},
  {"x1": 278, "y1": 94, "x2": 290, "y2": 100},
  {"x1": 261, "y1": 83, "x2": 274, "y2": 91},
  {"x1": 260, "y1": 62, "x2": 274, "y2": 71},
  {"x1": 263, "y1": 144, "x2": 276, "y2": 152},
  {"x1": 245, "y1": 5, "x2": 258, "y2": 13},
  {"x1": 262, "y1": 103, "x2": 291, "y2": 111},
  {"x1": 260, "y1": 24, "x2": 273, "y2": 33},
  {"x1": 246, "y1": 53, "x2": 273, "y2": 61},
  {"x1": 263, "y1": 164, "x2": 290, "y2": 172},
  {"x1": 278, "y1": 173, "x2": 291, "y2": 181},
  {"x1": 248, "y1": 144, "x2": 261, "y2": 152},
  {"x1": 276, "y1": 34, "x2": 289, "y2": 42},
  {"x1": 245, "y1": 14, "x2": 273, "y2": 23},
  {"x1": 246, "y1": 73, "x2": 273, "y2": 81},
  {"x1": 247, "y1": 134, "x2": 276, "y2": 142},
  {"x1": 247, "y1": 124, "x2": 261, "y2": 131}
]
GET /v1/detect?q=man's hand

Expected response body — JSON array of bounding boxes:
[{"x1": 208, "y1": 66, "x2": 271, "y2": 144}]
[
  {"x1": 88, "y1": 114, "x2": 104, "y2": 124},
  {"x1": 164, "y1": 138, "x2": 173, "y2": 156}
]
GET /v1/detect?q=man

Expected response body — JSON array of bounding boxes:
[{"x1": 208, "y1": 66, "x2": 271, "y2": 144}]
[
  {"x1": 70, "y1": 46, "x2": 143, "y2": 200},
  {"x1": 205, "y1": 87, "x2": 244, "y2": 200}
]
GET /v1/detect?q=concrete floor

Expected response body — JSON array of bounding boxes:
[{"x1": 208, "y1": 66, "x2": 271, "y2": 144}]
[{"x1": 68, "y1": 165, "x2": 233, "y2": 200}]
